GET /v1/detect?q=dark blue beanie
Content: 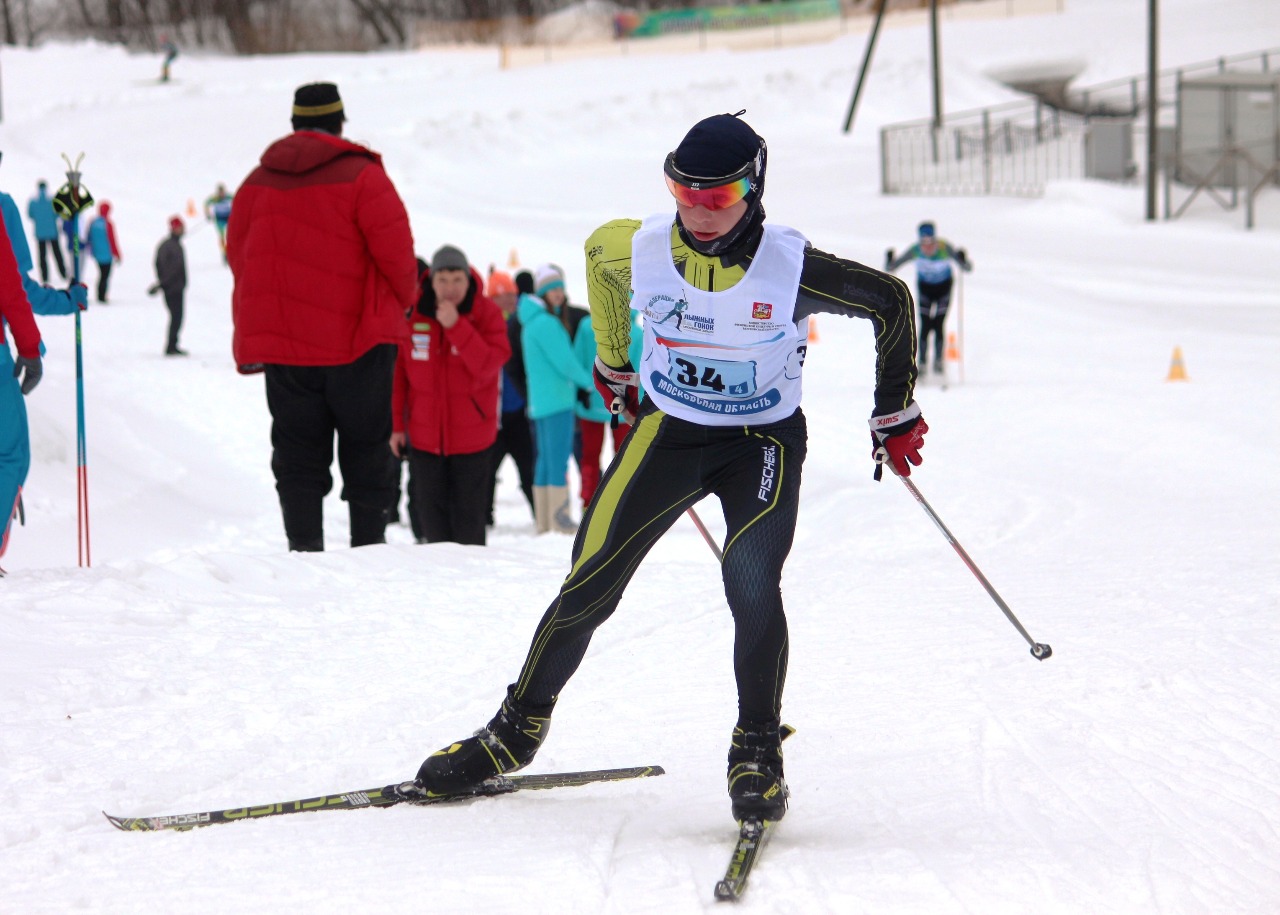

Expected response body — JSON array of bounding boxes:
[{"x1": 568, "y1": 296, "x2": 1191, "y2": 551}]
[{"x1": 673, "y1": 113, "x2": 765, "y2": 184}]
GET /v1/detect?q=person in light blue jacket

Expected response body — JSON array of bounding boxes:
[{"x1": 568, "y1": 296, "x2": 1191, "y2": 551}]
[
  {"x1": 26, "y1": 181, "x2": 66, "y2": 283},
  {"x1": 518, "y1": 263, "x2": 593, "y2": 534},
  {"x1": 0, "y1": 187, "x2": 88, "y2": 569},
  {"x1": 84, "y1": 201, "x2": 121, "y2": 304},
  {"x1": 0, "y1": 188, "x2": 88, "y2": 317}
]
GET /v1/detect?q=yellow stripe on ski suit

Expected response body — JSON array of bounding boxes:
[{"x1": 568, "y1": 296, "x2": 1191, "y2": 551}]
[{"x1": 514, "y1": 412, "x2": 794, "y2": 699}]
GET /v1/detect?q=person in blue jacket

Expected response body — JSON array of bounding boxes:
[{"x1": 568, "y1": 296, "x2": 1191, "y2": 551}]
[
  {"x1": 26, "y1": 181, "x2": 66, "y2": 283},
  {"x1": 0, "y1": 185, "x2": 88, "y2": 568},
  {"x1": 518, "y1": 263, "x2": 593, "y2": 534},
  {"x1": 885, "y1": 221, "x2": 971, "y2": 377},
  {"x1": 0, "y1": 186, "x2": 89, "y2": 319},
  {"x1": 84, "y1": 202, "x2": 121, "y2": 304}
]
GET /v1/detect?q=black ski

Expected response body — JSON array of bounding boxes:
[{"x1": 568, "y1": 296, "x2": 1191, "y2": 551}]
[
  {"x1": 714, "y1": 817, "x2": 775, "y2": 901},
  {"x1": 104, "y1": 765, "x2": 664, "y2": 832}
]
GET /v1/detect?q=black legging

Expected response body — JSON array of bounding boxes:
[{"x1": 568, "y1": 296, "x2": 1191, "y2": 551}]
[
  {"x1": 512, "y1": 402, "x2": 806, "y2": 725},
  {"x1": 917, "y1": 278, "x2": 953, "y2": 366},
  {"x1": 163, "y1": 288, "x2": 184, "y2": 352},
  {"x1": 37, "y1": 239, "x2": 66, "y2": 283},
  {"x1": 95, "y1": 259, "x2": 113, "y2": 303}
]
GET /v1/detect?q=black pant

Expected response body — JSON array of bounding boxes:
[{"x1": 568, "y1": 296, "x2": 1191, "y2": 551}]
[
  {"x1": 264, "y1": 344, "x2": 398, "y2": 548},
  {"x1": 917, "y1": 279, "x2": 953, "y2": 367},
  {"x1": 408, "y1": 447, "x2": 492, "y2": 546},
  {"x1": 511, "y1": 403, "x2": 806, "y2": 724},
  {"x1": 37, "y1": 239, "x2": 66, "y2": 283},
  {"x1": 488, "y1": 410, "x2": 536, "y2": 520},
  {"x1": 163, "y1": 288, "x2": 184, "y2": 352},
  {"x1": 95, "y1": 259, "x2": 112, "y2": 302}
]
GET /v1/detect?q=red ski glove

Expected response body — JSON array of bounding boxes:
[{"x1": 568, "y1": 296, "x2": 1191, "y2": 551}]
[
  {"x1": 870, "y1": 402, "x2": 927, "y2": 479},
  {"x1": 593, "y1": 357, "x2": 640, "y2": 426}
]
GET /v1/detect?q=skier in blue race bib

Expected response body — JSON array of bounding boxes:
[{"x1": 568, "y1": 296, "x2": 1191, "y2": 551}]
[
  {"x1": 885, "y1": 222, "x2": 972, "y2": 377},
  {"x1": 398, "y1": 112, "x2": 926, "y2": 826}
]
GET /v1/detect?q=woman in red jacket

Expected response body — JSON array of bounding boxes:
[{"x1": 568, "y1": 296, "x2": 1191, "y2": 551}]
[{"x1": 390, "y1": 245, "x2": 511, "y2": 545}]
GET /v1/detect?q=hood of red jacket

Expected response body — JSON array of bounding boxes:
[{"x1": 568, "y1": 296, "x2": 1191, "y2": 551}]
[{"x1": 258, "y1": 131, "x2": 381, "y2": 176}]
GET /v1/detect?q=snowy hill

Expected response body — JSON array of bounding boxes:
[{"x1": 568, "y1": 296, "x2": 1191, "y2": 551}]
[{"x1": 1, "y1": 0, "x2": 1278, "y2": 912}]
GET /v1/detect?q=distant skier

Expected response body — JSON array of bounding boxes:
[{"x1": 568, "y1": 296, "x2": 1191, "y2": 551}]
[
  {"x1": 85, "y1": 201, "x2": 121, "y2": 304},
  {"x1": 204, "y1": 183, "x2": 233, "y2": 263},
  {"x1": 885, "y1": 221, "x2": 971, "y2": 377},
  {"x1": 159, "y1": 35, "x2": 178, "y2": 83}
]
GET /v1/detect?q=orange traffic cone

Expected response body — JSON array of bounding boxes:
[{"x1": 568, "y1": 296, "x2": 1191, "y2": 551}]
[
  {"x1": 1166, "y1": 346, "x2": 1188, "y2": 381},
  {"x1": 186, "y1": 198, "x2": 197, "y2": 218},
  {"x1": 508, "y1": 248, "x2": 520, "y2": 268},
  {"x1": 807, "y1": 317, "x2": 819, "y2": 343},
  {"x1": 946, "y1": 332, "x2": 960, "y2": 363}
]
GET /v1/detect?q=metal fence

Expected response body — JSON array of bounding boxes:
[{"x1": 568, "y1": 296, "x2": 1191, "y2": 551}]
[{"x1": 881, "y1": 47, "x2": 1280, "y2": 197}]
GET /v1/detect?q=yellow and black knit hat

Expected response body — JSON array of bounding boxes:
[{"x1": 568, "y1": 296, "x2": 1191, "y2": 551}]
[{"x1": 291, "y1": 82, "x2": 345, "y2": 129}]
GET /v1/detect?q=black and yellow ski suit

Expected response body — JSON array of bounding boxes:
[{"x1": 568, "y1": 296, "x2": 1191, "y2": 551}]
[{"x1": 510, "y1": 219, "x2": 917, "y2": 727}]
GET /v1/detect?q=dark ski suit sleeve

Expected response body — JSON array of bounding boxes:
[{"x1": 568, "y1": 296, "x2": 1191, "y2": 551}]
[{"x1": 792, "y1": 245, "x2": 917, "y2": 415}]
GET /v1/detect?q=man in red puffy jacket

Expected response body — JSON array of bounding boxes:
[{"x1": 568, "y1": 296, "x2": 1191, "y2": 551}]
[
  {"x1": 390, "y1": 245, "x2": 510, "y2": 546},
  {"x1": 228, "y1": 81, "x2": 418, "y2": 552}
]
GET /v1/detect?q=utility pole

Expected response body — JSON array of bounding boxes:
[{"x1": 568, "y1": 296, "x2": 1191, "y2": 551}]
[
  {"x1": 842, "y1": 0, "x2": 889, "y2": 134},
  {"x1": 930, "y1": 0, "x2": 943, "y2": 131},
  {"x1": 1145, "y1": 0, "x2": 1159, "y2": 220}
]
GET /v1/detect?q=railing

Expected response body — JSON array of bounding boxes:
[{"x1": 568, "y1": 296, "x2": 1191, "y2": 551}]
[{"x1": 881, "y1": 46, "x2": 1280, "y2": 197}]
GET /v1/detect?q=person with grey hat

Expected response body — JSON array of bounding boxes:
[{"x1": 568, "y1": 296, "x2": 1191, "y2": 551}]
[
  {"x1": 227, "y1": 81, "x2": 419, "y2": 552},
  {"x1": 395, "y1": 112, "x2": 923, "y2": 830},
  {"x1": 389, "y1": 245, "x2": 511, "y2": 546}
]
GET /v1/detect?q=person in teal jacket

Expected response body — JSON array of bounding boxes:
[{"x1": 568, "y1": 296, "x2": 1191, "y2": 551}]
[
  {"x1": 85, "y1": 201, "x2": 121, "y2": 304},
  {"x1": 571, "y1": 306, "x2": 642, "y2": 507},
  {"x1": 0, "y1": 188, "x2": 88, "y2": 317},
  {"x1": 26, "y1": 181, "x2": 66, "y2": 283},
  {"x1": 0, "y1": 187, "x2": 88, "y2": 568},
  {"x1": 518, "y1": 263, "x2": 593, "y2": 534}
]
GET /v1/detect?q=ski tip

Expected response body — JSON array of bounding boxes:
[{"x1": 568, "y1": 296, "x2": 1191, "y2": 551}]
[
  {"x1": 103, "y1": 811, "x2": 140, "y2": 831},
  {"x1": 713, "y1": 880, "x2": 740, "y2": 901}
]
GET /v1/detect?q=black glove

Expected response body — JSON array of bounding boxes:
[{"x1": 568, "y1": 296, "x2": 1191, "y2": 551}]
[
  {"x1": 869, "y1": 402, "x2": 927, "y2": 480},
  {"x1": 13, "y1": 355, "x2": 42, "y2": 395},
  {"x1": 147, "y1": 283, "x2": 161, "y2": 296},
  {"x1": 576, "y1": 388, "x2": 592, "y2": 410},
  {"x1": 884, "y1": 248, "x2": 895, "y2": 272},
  {"x1": 956, "y1": 249, "x2": 972, "y2": 272}
]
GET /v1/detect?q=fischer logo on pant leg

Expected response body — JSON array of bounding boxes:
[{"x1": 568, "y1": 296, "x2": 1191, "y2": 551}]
[{"x1": 758, "y1": 445, "x2": 777, "y2": 501}]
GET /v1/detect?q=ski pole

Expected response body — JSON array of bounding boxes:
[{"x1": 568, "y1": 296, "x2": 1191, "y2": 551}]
[
  {"x1": 62, "y1": 153, "x2": 91, "y2": 567},
  {"x1": 888, "y1": 463, "x2": 1051, "y2": 660},
  {"x1": 956, "y1": 268, "x2": 965, "y2": 386},
  {"x1": 686, "y1": 506, "x2": 723, "y2": 562},
  {"x1": 609, "y1": 395, "x2": 723, "y2": 563}
]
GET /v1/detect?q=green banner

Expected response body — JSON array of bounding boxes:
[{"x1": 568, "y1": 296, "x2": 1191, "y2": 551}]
[{"x1": 616, "y1": 0, "x2": 841, "y2": 39}]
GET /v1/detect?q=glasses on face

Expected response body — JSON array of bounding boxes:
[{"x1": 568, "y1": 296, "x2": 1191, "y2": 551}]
[{"x1": 663, "y1": 152, "x2": 754, "y2": 211}]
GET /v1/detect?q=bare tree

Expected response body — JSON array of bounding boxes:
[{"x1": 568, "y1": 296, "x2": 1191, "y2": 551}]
[{"x1": 1, "y1": 0, "x2": 15, "y2": 45}]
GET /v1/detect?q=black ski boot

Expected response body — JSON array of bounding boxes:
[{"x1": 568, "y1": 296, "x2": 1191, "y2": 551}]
[
  {"x1": 408, "y1": 687, "x2": 555, "y2": 798},
  {"x1": 726, "y1": 720, "x2": 788, "y2": 823}
]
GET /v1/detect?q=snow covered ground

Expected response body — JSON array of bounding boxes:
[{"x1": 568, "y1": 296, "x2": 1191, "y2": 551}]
[{"x1": 2, "y1": 0, "x2": 1278, "y2": 911}]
